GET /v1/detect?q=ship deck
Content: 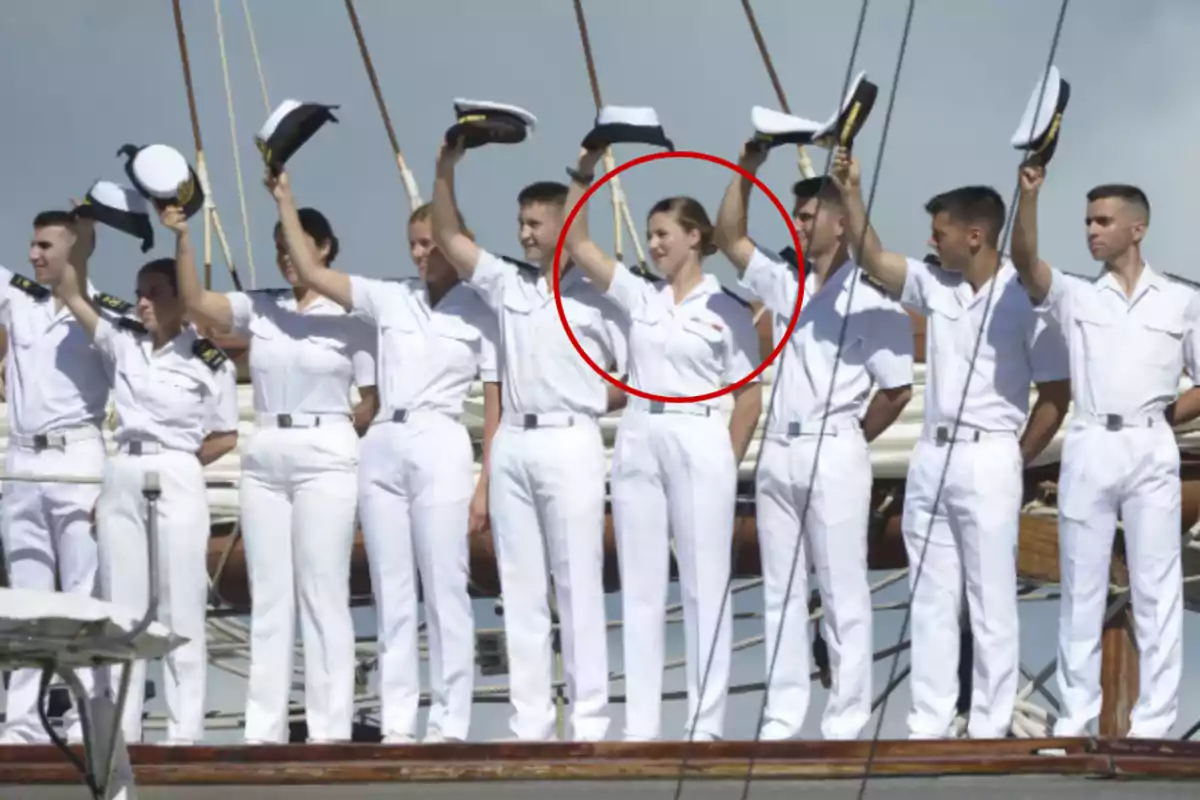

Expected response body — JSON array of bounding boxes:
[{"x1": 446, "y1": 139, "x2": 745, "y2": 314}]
[{"x1": 1, "y1": 739, "x2": 1198, "y2": 797}]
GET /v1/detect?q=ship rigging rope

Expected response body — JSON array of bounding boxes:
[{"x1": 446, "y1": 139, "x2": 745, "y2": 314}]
[
  {"x1": 854, "y1": 1, "x2": 1073, "y2": 797},
  {"x1": 673, "y1": 2, "x2": 881, "y2": 797},
  {"x1": 213, "y1": 0, "x2": 259, "y2": 289}
]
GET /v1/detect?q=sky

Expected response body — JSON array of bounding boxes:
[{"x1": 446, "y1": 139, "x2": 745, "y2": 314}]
[{"x1": 4, "y1": 0, "x2": 1200, "y2": 744}]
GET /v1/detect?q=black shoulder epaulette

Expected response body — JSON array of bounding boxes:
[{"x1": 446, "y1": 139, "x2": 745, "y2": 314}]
[
  {"x1": 498, "y1": 254, "x2": 538, "y2": 273},
  {"x1": 721, "y1": 286, "x2": 752, "y2": 308},
  {"x1": 192, "y1": 337, "x2": 229, "y2": 372},
  {"x1": 115, "y1": 317, "x2": 147, "y2": 334},
  {"x1": 1062, "y1": 269, "x2": 1099, "y2": 283},
  {"x1": 630, "y1": 264, "x2": 664, "y2": 284},
  {"x1": 93, "y1": 292, "x2": 134, "y2": 315},
  {"x1": 859, "y1": 270, "x2": 888, "y2": 294},
  {"x1": 9, "y1": 272, "x2": 49, "y2": 300},
  {"x1": 1165, "y1": 272, "x2": 1200, "y2": 291},
  {"x1": 922, "y1": 254, "x2": 942, "y2": 267},
  {"x1": 778, "y1": 246, "x2": 801, "y2": 271}
]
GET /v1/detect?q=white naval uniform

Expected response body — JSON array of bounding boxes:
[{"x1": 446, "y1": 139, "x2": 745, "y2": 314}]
[
  {"x1": 467, "y1": 250, "x2": 627, "y2": 742},
  {"x1": 740, "y1": 247, "x2": 913, "y2": 741},
  {"x1": 1036, "y1": 264, "x2": 1197, "y2": 739},
  {"x1": 899, "y1": 257, "x2": 1068, "y2": 739},
  {"x1": 90, "y1": 318, "x2": 238, "y2": 744},
  {"x1": 348, "y1": 275, "x2": 498, "y2": 743},
  {"x1": 227, "y1": 288, "x2": 377, "y2": 744},
  {"x1": 0, "y1": 267, "x2": 126, "y2": 744},
  {"x1": 602, "y1": 263, "x2": 760, "y2": 742}
]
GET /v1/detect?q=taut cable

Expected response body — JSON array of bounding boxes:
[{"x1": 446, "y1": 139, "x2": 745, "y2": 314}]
[
  {"x1": 855, "y1": 2, "x2": 1072, "y2": 797},
  {"x1": 671, "y1": 3, "x2": 874, "y2": 799}
]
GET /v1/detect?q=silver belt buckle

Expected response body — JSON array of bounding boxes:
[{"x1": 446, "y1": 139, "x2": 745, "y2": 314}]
[
  {"x1": 392, "y1": 409, "x2": 409, "y2": 423},
  {"x1": 787, "y1": 422, "x2": 802, "y2": 438},
  {"x1": 649, "y1": 401, "x2": 666, "y2": 414},
  {"x1": 935, "y1": 426, "x2": 950, "y2": 445},
  {"x1": 276, "y1": 414, "x2": 294, "y2": 429},
  {"x1": 522, "y1": 414, "x2": 538, "y2": 430},
  {"x1": 31, "y1": 434, "x2": 50, "y2": 451},
  {"x1": 1104, "y1": 414, "x2": 1123, "y2": 432}
]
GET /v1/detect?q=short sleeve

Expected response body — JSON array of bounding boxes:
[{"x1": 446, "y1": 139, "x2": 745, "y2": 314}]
[
  {"x1": 1185, "y1": 292, "x2": 1200, "y2": 383},
  {"x1": 350, "y1": 317, "x2": 378, "y2": 388},
  {"x1": 722, "y1": 302, "x2": 761, "y2": 384},
  {"x1": 899, "y1": 257, "x2": 937, "y2": 316},
  {"x1": 605, "y1": 262, "x2": 653, "y2": 317},
  {"x1": 204, "y1": 361, "x2": 240, "y2": 434},
  {"x1": 739, "y1": 246, "x2": 799, "y2": 317},
  {"x1": 603, "y1": 303, "x2": 631, "y2": 375},
  {"x1": 90, "y1": 317, "x2": 128, "y2": 365},
  {"x1": 469, "y1": 249, "x2": 513, "y2": 311},
  {"x1": 1027, "y1": 309, "x2": 1070, "y2": 383},
  {"x1": 476, "y1": 305, "x2": 500, "y2": 383},
  {"x1": 865, "y1": 306, "x2": 915, "y2": 389},
  {"x1": 348, "y1": 275, "x2": 385, "y2": 325},
  {"x1": 226, "y1": 291, "x2": 256, "y2": 338},
  {"x1": 1031, "y1": 266, "x2": 1072, "y2": 324}
]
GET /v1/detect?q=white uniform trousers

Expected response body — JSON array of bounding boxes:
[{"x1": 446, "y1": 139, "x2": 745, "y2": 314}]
[
  {"x1": 358, "y1": 411, "x2": 476, "y2": 742},
  {"x1": 239, "y1": 421, "x2": 360, "y2": 743},
  {"x1": 95, "y1": 448, "x2": 210, "y2": 744},
  {"x1": 612, "y1": 409, "x2": 737, "y2": 742},
  {"x1": 0, "y1": 430, "x2": 104, "y2": 744},
  {"x1": 1053, "y1": 419, "x2": 1182, "y2": 739},
  {"x1": 754, "y1": 424, "x2": 873, "y2": 741},
  {"x1": 901, "y1": 431, "x2": 1023, "y2": 739},
  {"x1": 488, "y1": 414, "x2": 610, "y2": 741}
]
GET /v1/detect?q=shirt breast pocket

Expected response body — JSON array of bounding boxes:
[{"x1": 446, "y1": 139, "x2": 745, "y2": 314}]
[
  {"x1": 1137, "y1": 315, "x2": 1185, "y2": 375},
  {"x1": 679, "y1": 317, "x2": 725, "y2": 362},
  {"x1": 150, "y1": 370, "x2": 203, "y2": 417},
  {"x1": 433, "y1": 318, "x2": 481, "y2": 365}
]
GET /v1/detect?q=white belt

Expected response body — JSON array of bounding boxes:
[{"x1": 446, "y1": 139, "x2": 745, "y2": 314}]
[
  {"x1": 10, "y1": 426, "x2": 103, "y2": 451},
  {"x1": 501, "y1": 411, "x2": 585, "y2": 430},
  {"x1": 376, "y1": 408, "x2": 454, "y2": 426},
  {"x1": 922, "y1": 423, "x2": 1018, "y2": 445},
  {"x1": 626, "y1": 397, "x2": 715, "y2": 418},
  {"x1": 255, "y1": 413, "x2": 351, "y2": 429},
  {"x1": 1075, "y1": 411, "x2": 1164, "y2": 431},
  {"x1": 768, "y1": 418, "x2": 861, "y2": 439}
]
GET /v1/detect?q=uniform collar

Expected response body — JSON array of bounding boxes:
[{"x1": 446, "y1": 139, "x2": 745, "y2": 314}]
[
  {"x1": 659, "y1": 272, "x2": 720, "y2": 305},
  {"x1": 1096, "y1": 260, "x2": 1162, "y2": 303}
]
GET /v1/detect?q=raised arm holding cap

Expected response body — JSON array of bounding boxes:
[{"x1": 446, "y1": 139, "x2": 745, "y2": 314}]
[
  {"x1": 715, "y1": 108, "x2": 914, "y2": 741},
  {"x1": 565, "y1": 105, "x2": 763, "y2": 743}
]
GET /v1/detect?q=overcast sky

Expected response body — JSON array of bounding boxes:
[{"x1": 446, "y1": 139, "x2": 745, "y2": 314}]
[{"x1": 3, "y1": 0, "x2": 1200, "y2": 745}]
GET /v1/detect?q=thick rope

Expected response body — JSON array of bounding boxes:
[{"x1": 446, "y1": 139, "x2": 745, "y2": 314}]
[
  {"x1": 213, "y1": 0, "x2": 259, "y2": 289},
  {"x1": 671, "y1": 5, "x2": 875, "y2": 799},
  {"x1": 741, "y1": 0, "x2": 816, "y2": 179},
  {"x1": 855, "y1": 2, "x2": 1072, "y2": 796},
  {"x1": 736, "y1": 1, "x2": 917, "y2": 797},
  {"x1": 571, "y1": 0, "x2": 648, "y2": 269},
  {"x1": 170, "y1": 0, "x2": 245, "y2": 292},
  {"x1": 240, "y1": 0, "x2": 272, "y2": 115},
  {"x1": 344, "y1": 0, "x2": 423, "y2": 211}
]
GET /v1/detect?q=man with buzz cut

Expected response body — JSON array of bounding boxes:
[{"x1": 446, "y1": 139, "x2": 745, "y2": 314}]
[
  {"x1": 430, "y1": 108, "x2": 628, "y2": 742},
  {"x1": 833, "y1": 147, "x2": 1071, "y2": 740},
  {"x1": 0, "y1": 210, "x2": 133, "y2": 744},
  {"x1": 1012, "y1": 166, "x2": 1200, "y2": 739}
]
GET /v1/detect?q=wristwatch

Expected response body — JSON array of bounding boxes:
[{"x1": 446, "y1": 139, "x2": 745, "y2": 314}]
[{"x1": 566, "y1": 166, "x2": 595, "y2": 185}]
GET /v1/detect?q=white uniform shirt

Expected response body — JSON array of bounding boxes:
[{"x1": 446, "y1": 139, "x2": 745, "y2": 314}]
[
  {"x1": 0, "y1": 265, "x2": 126, "y2": 437},
  {"x1": 741, "y1": 246, "x2": 913, "y2": 429},
  {"x1": 1036, "y1": 263, "x2": 1200, "y2": 420},
  {"x1": 605, "y1": 262, "x2": 760, "y2": 411},
  {"x1": 902, "y1": 257, "x2": 1069, "y2": 432},
  {"x1": 94, "y1": 318, "x2": 239, "y2": 452},
  {"x1": 468, "y1": 250, "x2": 627, "y2": 418},
  {"x1": 227, "y1": 289, "x2": 376, "y2": 416},
  {"x1": 349, "y1": 276, "x2": 499, "y2": 418}
]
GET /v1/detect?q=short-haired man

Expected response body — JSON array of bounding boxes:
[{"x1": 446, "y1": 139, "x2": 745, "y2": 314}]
[
  {"x1": 834, "y1": 149, "x2": 1071, "y2": 739},
  {"x1": 430, "y1": 138, "x2": 628, "y2": 742},
  {"x1": 714, "y1": 142, "x2": 914, "y2": 740},
  {"x1": 1012, "y1": 167, "x2": 1200, "y2": 738}
]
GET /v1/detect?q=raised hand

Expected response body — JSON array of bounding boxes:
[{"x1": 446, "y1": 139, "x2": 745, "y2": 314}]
[
  {"x1": 1018, "y1": 161, "x2": 1046, "y2": 195},
  {"x1": 738, "y1": 140, "x2": 769, "y2": 171},
  {"x1": 158, "y1": 204, "x2": 188, "y2": 233},
  {"x1": 830, "y1": 146, "x2": 860, "y2": 191},
  {"x1": 437, "y1": 137, "x2": 466, "y2": 170},
  {"x1": 263, "y1": 167, "x2": 291, "y2": 203}
]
